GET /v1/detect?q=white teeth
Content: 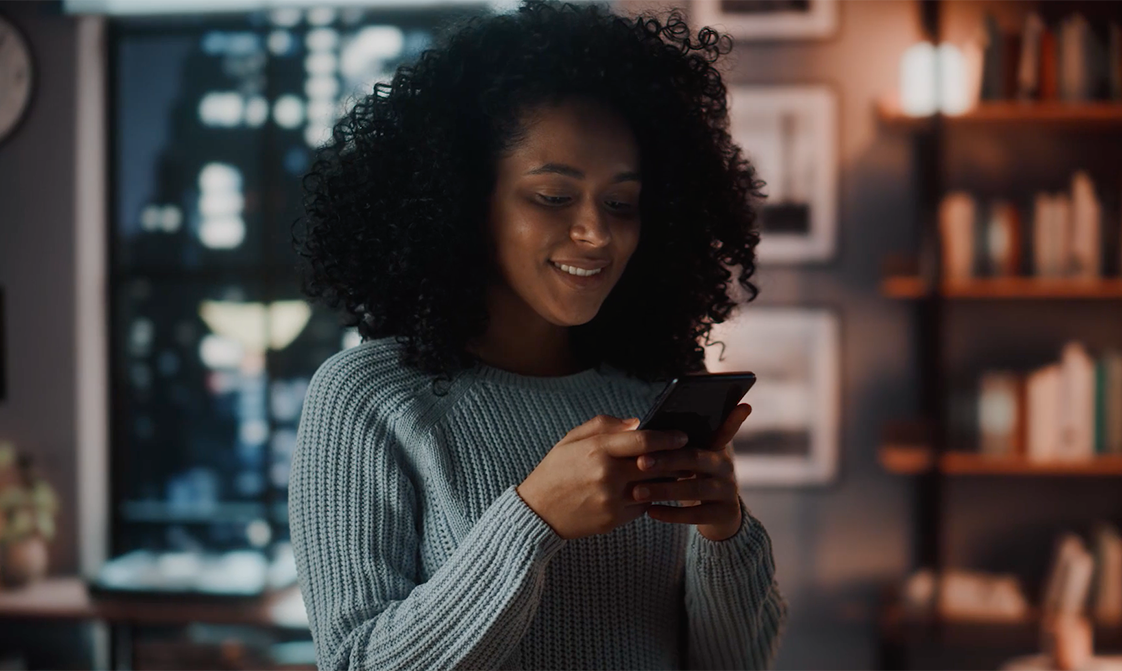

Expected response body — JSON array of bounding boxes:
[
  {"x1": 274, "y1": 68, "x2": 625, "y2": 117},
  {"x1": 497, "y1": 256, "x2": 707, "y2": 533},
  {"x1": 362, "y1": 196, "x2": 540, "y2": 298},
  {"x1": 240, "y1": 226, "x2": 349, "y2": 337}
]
[
  {"x1": 554, "y1": 260, "x2": 605, "y2": 276},
  {"x1": 553, "y1": 262, "x2": 603, "y2": 277}
]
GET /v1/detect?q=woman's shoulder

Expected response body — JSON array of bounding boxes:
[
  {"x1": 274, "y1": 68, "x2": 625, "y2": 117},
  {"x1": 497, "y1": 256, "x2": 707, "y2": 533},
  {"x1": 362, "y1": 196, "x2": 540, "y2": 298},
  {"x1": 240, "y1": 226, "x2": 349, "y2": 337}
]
[
  {"x1": 304, "y1": 335, "x2": 431, "y2": 417},
  {"x1": 309, "y1": 334, "x2": 400, "y2": 384}
]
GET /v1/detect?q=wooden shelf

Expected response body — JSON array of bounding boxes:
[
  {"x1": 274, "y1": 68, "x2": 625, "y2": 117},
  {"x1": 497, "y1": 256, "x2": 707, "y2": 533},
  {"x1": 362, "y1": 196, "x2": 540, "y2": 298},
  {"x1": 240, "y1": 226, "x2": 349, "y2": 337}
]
[
  {"x1": 877, "y1": 97, "x2": 1122, "y2": 128},
  {"x1": 880, "y1": 601, "x2": 1122, "y2": 651},
  {"x1": 941, "y1": 452, "x2": 1122, "y2": 476},
  {"x1": 880, "y1": 445, "x2": 1122, "y2": 476},
  {"x1": 882, "y1": 276, "x2": 1122, "y2": 299},
  {"x1": 881, "y1": 275, "x2": 930, "y2": 299}
]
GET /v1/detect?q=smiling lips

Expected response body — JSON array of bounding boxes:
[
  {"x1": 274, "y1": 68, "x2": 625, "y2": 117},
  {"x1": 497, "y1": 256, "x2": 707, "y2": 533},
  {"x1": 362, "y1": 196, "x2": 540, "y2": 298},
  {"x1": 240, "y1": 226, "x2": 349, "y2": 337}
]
[
  {"x1": 552, "y1": 262, "x2": 603, "y2": 277},
  {"x1": 549, "y1": 260, "x2": 609, "y2": 287}
]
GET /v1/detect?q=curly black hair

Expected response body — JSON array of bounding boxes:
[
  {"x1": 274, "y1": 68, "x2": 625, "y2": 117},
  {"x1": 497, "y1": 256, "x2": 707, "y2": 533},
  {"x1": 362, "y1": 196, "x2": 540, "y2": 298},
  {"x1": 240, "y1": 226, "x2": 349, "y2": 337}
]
[{"x1": 294, "y1": 0, "x2": 765, "y2": 396}]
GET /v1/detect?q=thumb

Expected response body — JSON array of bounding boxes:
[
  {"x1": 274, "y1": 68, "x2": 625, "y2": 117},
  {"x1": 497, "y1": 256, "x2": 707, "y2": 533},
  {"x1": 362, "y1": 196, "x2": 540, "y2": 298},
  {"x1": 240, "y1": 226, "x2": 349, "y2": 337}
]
[{"x1": 562, "y1": 414, "x2": 640, "y2": 444}]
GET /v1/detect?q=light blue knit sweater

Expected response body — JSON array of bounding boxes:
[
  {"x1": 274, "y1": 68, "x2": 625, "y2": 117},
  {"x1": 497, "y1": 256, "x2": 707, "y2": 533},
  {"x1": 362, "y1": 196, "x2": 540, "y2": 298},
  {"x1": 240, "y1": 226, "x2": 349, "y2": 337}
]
[{"x1": 289, "y1": 336, "x2": 787, "y2": 670}]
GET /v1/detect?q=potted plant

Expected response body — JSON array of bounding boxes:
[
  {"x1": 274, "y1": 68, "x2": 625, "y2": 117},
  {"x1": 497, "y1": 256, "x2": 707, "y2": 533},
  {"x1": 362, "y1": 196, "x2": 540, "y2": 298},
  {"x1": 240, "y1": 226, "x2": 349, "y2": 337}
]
[{"x1": 0, "y1": 441, "x2": 59, "y2": 588}]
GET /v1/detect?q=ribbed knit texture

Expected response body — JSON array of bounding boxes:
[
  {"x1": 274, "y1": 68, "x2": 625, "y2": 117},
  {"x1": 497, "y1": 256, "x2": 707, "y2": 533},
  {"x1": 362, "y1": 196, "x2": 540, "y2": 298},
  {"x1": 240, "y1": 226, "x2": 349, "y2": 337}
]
[{"x1": 289, "y1": 336, "x2": 788, "y2": 670}]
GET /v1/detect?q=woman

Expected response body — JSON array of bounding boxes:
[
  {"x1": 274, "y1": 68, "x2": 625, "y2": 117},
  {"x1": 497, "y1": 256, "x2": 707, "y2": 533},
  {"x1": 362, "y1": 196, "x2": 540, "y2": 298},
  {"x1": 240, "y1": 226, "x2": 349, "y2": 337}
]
[{"x1": 290, "y1": 1, "x2": 787, "y2": 669}]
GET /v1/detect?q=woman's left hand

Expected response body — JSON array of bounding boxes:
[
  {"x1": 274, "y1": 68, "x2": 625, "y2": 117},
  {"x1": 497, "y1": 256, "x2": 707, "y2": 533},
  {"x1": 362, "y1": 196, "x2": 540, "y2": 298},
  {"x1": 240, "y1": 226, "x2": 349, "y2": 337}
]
[{"x1": 634, "y1": 403, "x2": 752, "y2": 541}]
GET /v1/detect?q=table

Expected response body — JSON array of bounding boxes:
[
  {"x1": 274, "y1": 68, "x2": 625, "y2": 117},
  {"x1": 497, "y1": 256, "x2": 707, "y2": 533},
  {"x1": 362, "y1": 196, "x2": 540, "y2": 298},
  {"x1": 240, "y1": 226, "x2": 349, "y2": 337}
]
[{"x1": 0, "y1": 577, "x2": 309, "y2": 669}]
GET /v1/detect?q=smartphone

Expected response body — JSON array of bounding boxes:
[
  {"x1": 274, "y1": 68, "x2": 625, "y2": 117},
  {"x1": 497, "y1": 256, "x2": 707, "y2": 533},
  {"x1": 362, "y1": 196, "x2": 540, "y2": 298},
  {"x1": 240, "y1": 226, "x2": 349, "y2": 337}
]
[{"x1": 637, "y1": 371, "x2": 757, "y2": 451}]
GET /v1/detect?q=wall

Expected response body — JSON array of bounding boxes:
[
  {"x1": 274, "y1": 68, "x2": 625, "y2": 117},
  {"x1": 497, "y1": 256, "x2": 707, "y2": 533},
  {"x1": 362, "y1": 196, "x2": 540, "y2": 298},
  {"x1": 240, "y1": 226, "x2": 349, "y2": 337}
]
[
  {"x1": 716, "y1": 2, "x2": 924, "y2": 667},
  {"x1": 0, "y1": 1, "x2": 80, "y2": 578}
]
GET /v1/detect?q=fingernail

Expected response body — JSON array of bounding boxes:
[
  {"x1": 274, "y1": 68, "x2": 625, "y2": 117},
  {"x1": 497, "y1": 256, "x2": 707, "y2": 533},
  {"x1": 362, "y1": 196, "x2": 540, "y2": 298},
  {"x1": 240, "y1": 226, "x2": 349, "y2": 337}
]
[
  {"x1": 639, "y1": 455, "x2": 655, "y2": 469},
  {"x1": 635, "y1": 486, "x2": 650, "y2": 500},
  {"x1": 676, "y1": 432, "x2": 689, "y2": 446}
]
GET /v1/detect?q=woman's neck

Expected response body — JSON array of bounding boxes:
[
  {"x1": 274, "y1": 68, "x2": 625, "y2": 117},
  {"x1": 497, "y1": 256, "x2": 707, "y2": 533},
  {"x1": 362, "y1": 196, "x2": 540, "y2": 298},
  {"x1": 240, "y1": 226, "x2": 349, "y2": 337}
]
[{"x1": 466, "y1": 287, "x2": 590, "y2": 378}]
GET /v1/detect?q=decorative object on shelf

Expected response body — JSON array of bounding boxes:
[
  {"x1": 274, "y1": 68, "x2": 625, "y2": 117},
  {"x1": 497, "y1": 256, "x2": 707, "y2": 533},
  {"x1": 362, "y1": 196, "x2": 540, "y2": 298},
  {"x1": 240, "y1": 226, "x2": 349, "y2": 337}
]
[
  {"x1": 899, "y1": 567, "x2": 1030, "y2": 622},
  {"x1": 0, "y1": 441, "x2": 58, "y2": 588},
  {"x1": 689, "y1": 0, "x2": 837, "y2": 41},
  {"x1": 0, "y1": 14, "x2": 34, "y2": 148},
  {"x1": 703, "y1": 305, "x2": 839, "y2": 485},
  {"x1": 728, "y1": 85, "x2": 837, "y2": 263}
]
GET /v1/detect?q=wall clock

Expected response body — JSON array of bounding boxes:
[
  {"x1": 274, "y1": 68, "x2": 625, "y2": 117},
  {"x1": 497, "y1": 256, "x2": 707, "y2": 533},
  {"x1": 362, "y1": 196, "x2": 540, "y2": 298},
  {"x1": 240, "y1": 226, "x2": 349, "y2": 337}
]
[{"x1": 0, "y1": 14, "x2": 34, "y2": 147}]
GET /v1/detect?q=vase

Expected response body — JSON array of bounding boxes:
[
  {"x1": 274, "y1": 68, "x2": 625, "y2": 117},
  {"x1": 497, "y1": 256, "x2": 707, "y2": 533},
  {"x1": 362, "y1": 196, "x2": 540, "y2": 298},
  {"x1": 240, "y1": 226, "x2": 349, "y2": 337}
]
[{"x1": 1, "y1": 535, "x2": 49, "y2": 587}]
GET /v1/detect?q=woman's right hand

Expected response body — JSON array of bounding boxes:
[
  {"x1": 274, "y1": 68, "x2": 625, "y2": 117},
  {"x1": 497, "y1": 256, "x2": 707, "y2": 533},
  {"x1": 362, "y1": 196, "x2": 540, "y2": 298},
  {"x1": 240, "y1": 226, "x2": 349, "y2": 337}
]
[{"x1": 515, "y1": 414, "x2": 691, "y2": 540}]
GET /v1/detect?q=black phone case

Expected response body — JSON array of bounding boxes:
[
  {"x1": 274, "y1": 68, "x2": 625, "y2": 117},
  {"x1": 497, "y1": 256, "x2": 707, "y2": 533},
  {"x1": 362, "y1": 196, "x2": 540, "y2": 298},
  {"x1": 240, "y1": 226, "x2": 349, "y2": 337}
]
[{"x1": 637, "y1": 372, "x2": 757, "y2": 452}]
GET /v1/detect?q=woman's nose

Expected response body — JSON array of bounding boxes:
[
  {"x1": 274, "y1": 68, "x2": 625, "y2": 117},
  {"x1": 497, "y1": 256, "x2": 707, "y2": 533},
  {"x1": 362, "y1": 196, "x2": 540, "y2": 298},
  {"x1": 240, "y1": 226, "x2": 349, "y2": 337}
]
[{"x1": 570, "y1": 201, "x2": 612, "y2": 247}]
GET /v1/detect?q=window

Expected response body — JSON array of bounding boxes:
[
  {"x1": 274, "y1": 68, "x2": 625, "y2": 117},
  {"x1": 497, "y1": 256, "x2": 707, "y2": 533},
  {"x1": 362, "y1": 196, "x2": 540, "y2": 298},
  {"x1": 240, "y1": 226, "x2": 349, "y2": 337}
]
[{"x1": 106, "y1": 4, "x2": 486, "y2": 592}]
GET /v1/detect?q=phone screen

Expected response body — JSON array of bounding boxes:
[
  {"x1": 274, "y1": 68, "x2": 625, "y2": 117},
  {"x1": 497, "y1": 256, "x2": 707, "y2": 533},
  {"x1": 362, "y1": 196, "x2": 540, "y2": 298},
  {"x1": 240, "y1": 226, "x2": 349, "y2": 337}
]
[{"x1": 637, "y1": 372, "x2": 756, "y2": 450}]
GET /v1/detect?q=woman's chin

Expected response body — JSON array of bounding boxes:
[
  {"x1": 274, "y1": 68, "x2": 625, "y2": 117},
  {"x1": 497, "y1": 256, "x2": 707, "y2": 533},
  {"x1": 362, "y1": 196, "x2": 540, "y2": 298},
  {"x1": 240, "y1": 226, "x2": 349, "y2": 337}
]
[{"x1": 548, "y1": 304, "x2": 602, "y2": 327}]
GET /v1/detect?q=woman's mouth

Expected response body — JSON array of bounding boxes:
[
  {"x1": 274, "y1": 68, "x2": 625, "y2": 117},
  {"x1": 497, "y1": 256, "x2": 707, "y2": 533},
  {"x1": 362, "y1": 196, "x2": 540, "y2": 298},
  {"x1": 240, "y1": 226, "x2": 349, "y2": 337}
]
[{"x1": 550, "y1": 261, "x2": 608, "y2": 288}]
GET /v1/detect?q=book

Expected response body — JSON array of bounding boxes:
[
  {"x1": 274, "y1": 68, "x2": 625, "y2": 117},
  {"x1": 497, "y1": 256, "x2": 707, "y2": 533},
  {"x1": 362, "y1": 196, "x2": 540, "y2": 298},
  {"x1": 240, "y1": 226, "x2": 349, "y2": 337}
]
[
  {"x1": 1027, "y1": 363, "x2": 1061, "y2": 461},
  {"x1": 1042, "y1": 532, "x2": 1095, "y2": 618},
  {"x1": 1018, "y1": 13, "x2": 1045, "y2": 100},
  {"x1": 1058, "y1": 342, "x2": 1096, "y2": 460},
  {"x1": 1091, "y1": 523, "x2": 1122, "y2": 624},
  {"x1": 1060, "y1": 15, "x2": 1090, "y2": 102},
  {"x1": 1033, "y1": 193, "x2": 1070, "y2": 278},
  {"x1": 1002, "y1": 31, "x2": 1024, "y2": 100},
  {"x1": 1096, "y1": 357, "x2": 1108, "y2": 455},
  {"x1": 1069, "y1": 171, "x2": 1102, "y2": 279},
  {"x1": 986, "y1": 199, "x2": 1021, "y2": 276},
  {"x1": 1083, "y1": 21, "x2": 1109, "y2": 101},
  {"x1": 940, "y1": 192, "x2": 976, "y2": 281},
  {"x1": 1040, "y1": 23, "x2": 1059, "y2": 100},
  {"x1": 981, "y1": 14, "x2": 1004, "y2": 101},
  {"x1": 1112, "y1": 23, "x2": 1122, "y2": 101},
  {"x1": 1105, "y1": 350, "x2": 1122, "y2": 455},
  {"x1": 938, "y1": 569, "x2": 1029, "y2": 622}
]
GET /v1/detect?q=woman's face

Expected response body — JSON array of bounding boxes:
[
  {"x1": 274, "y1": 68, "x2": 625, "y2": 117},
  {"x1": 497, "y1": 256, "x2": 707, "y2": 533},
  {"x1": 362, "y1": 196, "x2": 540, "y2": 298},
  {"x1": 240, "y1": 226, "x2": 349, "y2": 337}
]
[{"x1": 485, "y1": 97, "x2": 641, "y2": 328}]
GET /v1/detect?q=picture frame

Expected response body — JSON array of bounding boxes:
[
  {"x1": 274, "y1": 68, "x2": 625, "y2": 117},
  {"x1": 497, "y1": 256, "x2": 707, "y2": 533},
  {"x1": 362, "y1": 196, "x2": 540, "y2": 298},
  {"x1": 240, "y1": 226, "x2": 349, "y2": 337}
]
[
  {"x1": 728, "y1": 84, "x2": 838, "y2": 263},
  {"x1": 690, "y1": 0, "x2": 839, "y2": 41},
  {"x1": 703, "y1": 305, "x2": 840, "y2": 486}
]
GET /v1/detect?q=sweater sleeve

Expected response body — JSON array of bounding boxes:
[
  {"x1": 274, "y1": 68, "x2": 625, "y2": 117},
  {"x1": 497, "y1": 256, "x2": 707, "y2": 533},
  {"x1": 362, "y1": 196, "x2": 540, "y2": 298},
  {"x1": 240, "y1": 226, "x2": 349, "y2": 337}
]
[
  {"x1": 683, "y1": 495, "x2": 788, "y2": 670},
  {"x1": 288, "y1": 363, "x2": 568, "y2": 671}
]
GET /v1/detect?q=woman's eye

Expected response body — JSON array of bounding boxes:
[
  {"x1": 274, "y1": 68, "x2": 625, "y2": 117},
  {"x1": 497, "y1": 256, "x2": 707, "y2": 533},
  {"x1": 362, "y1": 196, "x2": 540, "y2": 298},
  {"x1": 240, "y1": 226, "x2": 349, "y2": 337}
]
[{"x1": 537, "y1": 194, "x2": 570, "y2": 206}]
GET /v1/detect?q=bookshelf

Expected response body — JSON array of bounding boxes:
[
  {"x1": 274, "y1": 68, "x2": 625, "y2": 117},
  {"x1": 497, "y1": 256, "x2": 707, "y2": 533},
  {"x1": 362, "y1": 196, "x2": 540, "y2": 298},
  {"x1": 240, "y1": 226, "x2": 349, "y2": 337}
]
[
  {"x1": 880, "y1": 445, "x2": 1122, "y2": 476},
  {"x1": 875, "y1": 2, "x2": 1122, "y2": 668},
  {"x1": 880, "y1": 599, "x2": 1122, "y2": 651},
  {"x1": 881, "y1": 276, "x2": 1122, "y2": 299},
  {"x1": 877, "y1": 97, "x2": 1122, "y2": 128}
]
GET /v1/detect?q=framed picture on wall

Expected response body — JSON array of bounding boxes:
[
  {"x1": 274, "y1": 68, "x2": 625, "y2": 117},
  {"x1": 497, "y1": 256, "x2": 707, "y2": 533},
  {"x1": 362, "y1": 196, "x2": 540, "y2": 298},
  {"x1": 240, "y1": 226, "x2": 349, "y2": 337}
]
[
  {"x1": 703, "y1": 305, "x2": 840, "y2": 485},
  {"x1": 690, "y1": 0, "x2": 838, "y2": 41},
  {"x1": 729, "y1": 85, "x2": 838, "y2": 263}
]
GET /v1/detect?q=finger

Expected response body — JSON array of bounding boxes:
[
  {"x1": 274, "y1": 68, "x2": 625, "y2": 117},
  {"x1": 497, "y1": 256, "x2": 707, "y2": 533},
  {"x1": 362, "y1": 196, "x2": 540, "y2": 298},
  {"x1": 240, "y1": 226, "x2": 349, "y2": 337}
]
[
  {"x1": 632, "y1": 473, "x2": 734, "y2": 504},
  {"x1": 636, "y1": 448, "x2": 730, "y2": 477},
  {"x1": 562, "y1": 414, "x2": 639, "y2": 445},
  {"x1": 709, "y1": 403, "x2": 752, "y2": 451},
  {"x1": 602, "y1": 428, "x2": 688, "y2": 459},
  {"x1": 645, "y1": 501, "x2": 730, "y2": 524}
]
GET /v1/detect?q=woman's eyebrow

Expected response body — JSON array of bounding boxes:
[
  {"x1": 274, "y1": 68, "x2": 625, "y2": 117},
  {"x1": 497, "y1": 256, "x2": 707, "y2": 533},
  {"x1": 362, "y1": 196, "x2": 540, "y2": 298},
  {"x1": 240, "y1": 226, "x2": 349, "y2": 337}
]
[{"x1": 524, "y1": 163, "x2": 640, "y2": 183}]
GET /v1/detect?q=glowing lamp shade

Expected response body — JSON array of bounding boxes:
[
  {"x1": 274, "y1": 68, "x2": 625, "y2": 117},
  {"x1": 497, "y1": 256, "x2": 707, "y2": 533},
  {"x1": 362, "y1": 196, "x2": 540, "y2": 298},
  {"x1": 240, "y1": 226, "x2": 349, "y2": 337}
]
[
  {"x1": 899, "y1": 41, "x2": 970, "y2": 117},
  {"x1": 936, "y1": 43, "x2": 968, "y2": 115},
  {"x1": 900, "y1": 41, "x2": 937, "y2": 117},
  {"x1": 198, "y1": 300, "x2": 312, "y2": 353}
]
